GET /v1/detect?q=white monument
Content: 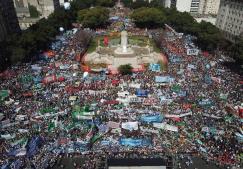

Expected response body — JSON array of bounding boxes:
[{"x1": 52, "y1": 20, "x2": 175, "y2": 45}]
[
  {"x1": 85, "y1": 30, "x2": 163, "y2": 69},
  {"x1": 114, "y1": 30, "x2": 134, "y2": 55},
  {"x1": 121, "y1": 31, "x2": 128, "y2": 53}
]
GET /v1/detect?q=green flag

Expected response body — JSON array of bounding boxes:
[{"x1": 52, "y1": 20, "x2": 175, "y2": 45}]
[
  {"x1": 90, "y1": 134, "x2": 102, "y2": 144},
  {"x1": 40, "y1": 107, "x2": 55, "y2": 114},
  {"x1": 0, "y1": 90, "x2": 9, "y2": 101},
  {"x1": 48, "y1": 121, "x2": 55, "y2": 132},
  {"x1": 171, "y1": 84, "x2": 181, "y2": 93}
]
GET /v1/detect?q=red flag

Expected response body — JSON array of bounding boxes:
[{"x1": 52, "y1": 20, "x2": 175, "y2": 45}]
[{"x1": 104, "y1": 36, "x2": 109, "y2": 46}]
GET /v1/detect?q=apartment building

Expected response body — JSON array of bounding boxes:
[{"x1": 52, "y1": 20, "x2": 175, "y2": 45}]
[
  {"x1": 216, "y1": 0, "x2": 243, "y2": 41},
  {"x1": 199, "y1": 0, "x2": 220, "y2": 15}
]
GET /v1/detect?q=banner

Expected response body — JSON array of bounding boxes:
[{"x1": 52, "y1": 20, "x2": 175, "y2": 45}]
[
  {"x1": 135, "y1": 89, "x2": 148, "y2": 97},
  {"x1": 211, "y1": 77, "x2": 221, "y2": 84},
  {"x1": 119, "y1": 138, "x2": 151, "y2": 147},
  {"x1": 155, "y1": 76, "x2": 171, "y2": 83},
  {"x1": 171, "y1": 84, "x2": 181, "y2": 93},
  {"x1": 140, "y1": 114, "x2": 163, "y2": 123},
  {"x1": 235, "y1": 132, "x2": 243, "y2": 143},
  {"x1": 153, "y1": 122, "x2": 178, "y2": 132},
  {"x1": 165, "y1": 112, "x2": 192, "y2": 118},
  {"x1": 8, "y1": 148, "x2": 26, "y2": 157},
  {"x1": 10, "y1": 138, "x2": 28, "y2": 147},
  {"x1": 129, "y1": 83, "x2": 141, "y2": 88},
  {"x1": 129, "y1": 97, "x2": 143, "y2": 103},
  {"x1": 118, "y1": 91, "x2": 129, "y2": 97},
  {"x1": 143, "y1": 98, "x2": 158, "y2": 105},
  {"x1": 201, "y1": 127, "x2": 225, "y2": 135},
  {"x1": 203, "y1": 113, "x2": 222, "y2": 119},
  {"x1": 187, "y1": 49, "x2": 199, "y2": 55},
  {"x1": 149, "y1": 64, "x2": 161, "y2": 72},
  {"x1": 0, "y1": 90, "x2": 10, "y2": 101},
  {"x1": 1, "y1": 133, "x2": 16, "y2": 140},
  {"x1": 198, "y1": 99, "x2": 213, "y2": 107},
  {"x1": 159, "y1": 96, "x2": 173, "y2": 104},
  {"x1": 121, "y1": 122, "x2": 138, "y2": 131},
  {"x1": 26, "y1": 136, "x2": 44, "y2": 158},
  {"x1": 140, "y1": 127, "x2": 159, "y2": 134},
  {"x1": 107, "y1": 121, "x2": 120, "y2": 129}
]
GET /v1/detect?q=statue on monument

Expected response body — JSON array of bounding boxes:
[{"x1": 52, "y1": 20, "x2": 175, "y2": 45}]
[{"x1": 121, "y1": 30, "x2": 128, "y2": 53}]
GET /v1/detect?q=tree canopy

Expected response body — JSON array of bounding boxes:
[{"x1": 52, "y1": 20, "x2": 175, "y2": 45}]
[
  {"x1": 130, "y1": 7, "x2": 166, "y2": 28},
  {"x1": 28, "y1": 4, "x2": 40, "y2": 18},
  {"x1": 118, "y1": 64, "x2": 133, "y2": 75},
  {"x1": 77, "y1": 7, "x2": 109, "y2": 29}
]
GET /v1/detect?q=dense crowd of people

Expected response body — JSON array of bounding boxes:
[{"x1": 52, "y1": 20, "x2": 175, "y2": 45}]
[{"x1": 0, "y1": 3, "x2": 242, "y2": 169}]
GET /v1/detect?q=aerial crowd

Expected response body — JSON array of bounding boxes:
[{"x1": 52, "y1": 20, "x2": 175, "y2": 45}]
[{"x1": 0, "y1": 16, "x2": 242, "y2": 169}]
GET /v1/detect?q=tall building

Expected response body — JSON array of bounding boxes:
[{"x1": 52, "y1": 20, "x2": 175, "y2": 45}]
[
  {"x1": 199, "y1": 0, "x2": 221, "y2": 15},
  {"x1": 167, "y1": 0, "x2": 201, "y2": 13},
  {"x1": 42, "y1": 0, "x2": 60, "y2": 17},
  {"x1": 14, "y1": 0, "x2": 30, "y2": 18},
  {"x1": 190, "y1": 0, "x2": 201, "y2": 13},
  {"x1": 216, "y1": 0, "x2": 243, "y2": 42},
  {"x1": 0, "y1": 0, "x2": 20, "y2": 41},
  {"x1": 27, "y1": 0, "x2": 60, "y2": 18},
  {"x1": 59, "y1": 0, "x2": 72, "y2": 6}
]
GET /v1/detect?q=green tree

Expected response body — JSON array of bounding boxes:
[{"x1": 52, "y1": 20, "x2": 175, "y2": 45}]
[
  {"x1": 228, "y1": 37, "x2": 243, "y2": 63},
  {"x1": 95, "y1": 0, "x2": 115, "y2": 7},
  {"x1": 130, "y1": 7, "x2": 166, "y2": 28},
  {"x1": 28, "y1": 4, "x2": 40, "y2": 18},
  {"x1": 118, "y1": 64, "x2": 133, "y2": 75},
  {"x1": 77, "y1": 7, "x2": 109, "y2": 29}
]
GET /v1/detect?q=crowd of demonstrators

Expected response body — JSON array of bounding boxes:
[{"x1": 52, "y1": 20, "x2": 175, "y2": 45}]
[{"x1": 0, "y1": 12, "x2": 243, "y2": 169}]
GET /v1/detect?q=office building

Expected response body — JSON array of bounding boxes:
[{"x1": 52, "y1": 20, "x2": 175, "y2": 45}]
[
  {"x1": 14, "y1": 0, "x2": 30, "y2": 17},
  {"x1": 199, "y1": 0, "x2": 220, "y2": 15},
  {"x1": 166, "y1": 0, "x2": 201, "y2": 13},
  {"x1": 59, "y1": 0, "x2": 72, "y2": 6},
  {"x1": 216, "y1": 0, "x2": 243, "y2": 42},
  {"x1": 26, "y1": 0, "x2": 60, "y2": 18}
]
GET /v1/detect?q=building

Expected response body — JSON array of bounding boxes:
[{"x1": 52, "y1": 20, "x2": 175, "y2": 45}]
[
  {"x1": 14, "y1": 0, "x2": 30, "y2": 18},
  {"x1": 195, "y1": 17, "x2": 217, "y2": 25},
  {"x1": 42, "y1": 0, "x2": 60, "y2": 17},
  {"x1": 166, "y1": 0, "x2": 201, "y2": 13},
  {"x1": 216, "y1": 0, "x2": 243, "y2": 42},
  {"x1": 162, "y1": 0, "x2": 171, "y2": 8},
  {"x1": 198, "y1": 0, "x2": 220, "y2": 15},
  {"x1": 0, "y1": 0, "x2": 20, "y2": 41},
  {"x1": 190, "y1": 0, "x2": 201, "y2": 13},
  {"x1": 59, "y1": 0, "x2": 72, "y2": 6},
  {"x1": 19, "y1": 17, "x2": 40, "y2": 30},
  {"x1": 26, "y1": 0, "x2": 60, "y2": 18}
]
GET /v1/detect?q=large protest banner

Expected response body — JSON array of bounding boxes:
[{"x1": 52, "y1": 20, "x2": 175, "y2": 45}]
[
  {"x1": 187, "y1": 49, "x2": 199, "y2": 56},
  {"x1": 153, "y1": 122, "x2": 178, "y2": 132},
  {"x1": 140, "y1": 114, "x2": 163, "y2": 123},
  {"x1": 121, "y1": 122, "x2": 138, "y2": 131},
  {"x1": 119, "y1": 138, "x2": 151, "y2": 147}
]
